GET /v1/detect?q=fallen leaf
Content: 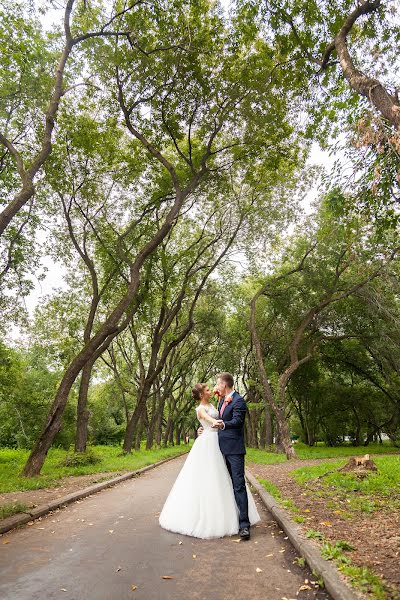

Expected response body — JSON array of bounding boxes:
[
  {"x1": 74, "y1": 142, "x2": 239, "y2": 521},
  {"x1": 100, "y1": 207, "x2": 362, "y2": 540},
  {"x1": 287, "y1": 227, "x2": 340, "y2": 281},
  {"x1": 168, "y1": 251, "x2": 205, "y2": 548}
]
[
  {"x1": 60, "y1": 589, "x2": 67, "y2": 592},
  {"x1": 304, "y1": 509, "x2": 310, "y2": 513},
  {"x1": 265, "y1": 553, "x2": 273, "y2": 557},
  {"x1": 27, "y1": 522, "x2": 34, "y2": 526},
  {"x1": 109, "y1": 530, "x2": 114, "y2": 534},
  {"x1": 192, "y1": 554, "x2": 197, "y2": 559},
  {"x1": 2, "y1": 540, "x2": 10, "y2": 545},
  {"x1": 298, "y1": 584, "x2": 312, "y2": 591},
  {"x1": 162, "y1": 576, "x2": 174, "y2": 580},
  {"x1": 279, "y1": 549, "x2": 285, "y2": 553},
  {"x1": 256, "y1": 567, "x2": 263, "y2": 573},
  {"x1": 131, "y1": 585, "x2": 137, "y2": 591},
  {"x1": 320, "y1": 521, "x2": 332, "y2": 527},
  {"x1": 232, "y1": 538, "x2": 241, "y2": 543},
  {"x1": 178, "y1": 541, "x2": 183, "y2": 545}
]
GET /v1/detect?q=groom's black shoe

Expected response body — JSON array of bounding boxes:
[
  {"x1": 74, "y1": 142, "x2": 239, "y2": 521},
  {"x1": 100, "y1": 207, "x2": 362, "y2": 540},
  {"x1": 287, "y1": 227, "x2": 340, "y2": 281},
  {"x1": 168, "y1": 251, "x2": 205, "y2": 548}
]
[{"x1": 239, "y1": 527, "x2": 250, "y2": 540}]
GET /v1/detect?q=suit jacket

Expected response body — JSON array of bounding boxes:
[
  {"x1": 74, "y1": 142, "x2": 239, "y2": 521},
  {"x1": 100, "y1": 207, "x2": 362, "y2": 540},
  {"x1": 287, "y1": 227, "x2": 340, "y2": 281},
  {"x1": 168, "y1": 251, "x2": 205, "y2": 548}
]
[{"x1": 217, "y1": 390, "x2": 246, "y2": 455}]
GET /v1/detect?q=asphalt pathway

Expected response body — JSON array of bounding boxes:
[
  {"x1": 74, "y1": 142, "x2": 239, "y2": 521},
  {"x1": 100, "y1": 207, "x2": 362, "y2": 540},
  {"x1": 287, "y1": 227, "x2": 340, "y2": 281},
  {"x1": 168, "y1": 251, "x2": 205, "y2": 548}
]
[{"x1": 0, "y1": 456, "x2": 331, "y2": 600}]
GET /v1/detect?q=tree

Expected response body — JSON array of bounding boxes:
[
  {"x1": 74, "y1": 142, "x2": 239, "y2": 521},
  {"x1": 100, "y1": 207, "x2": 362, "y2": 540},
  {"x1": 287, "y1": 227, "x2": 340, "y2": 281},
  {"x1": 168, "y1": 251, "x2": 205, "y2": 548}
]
[
  {"x1": 22, "y1": 0, "x2": 302, "y2": 475},
  {"x1": 249, "y1": 195, "x2": 398, "y2": 458}
]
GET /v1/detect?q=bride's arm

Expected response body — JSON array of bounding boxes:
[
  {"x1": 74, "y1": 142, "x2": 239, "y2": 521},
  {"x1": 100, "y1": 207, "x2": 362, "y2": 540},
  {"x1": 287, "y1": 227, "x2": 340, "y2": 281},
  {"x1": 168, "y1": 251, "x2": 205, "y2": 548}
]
[{"x1": 197, "y1": 407, "x2": 218, "y2": 427}]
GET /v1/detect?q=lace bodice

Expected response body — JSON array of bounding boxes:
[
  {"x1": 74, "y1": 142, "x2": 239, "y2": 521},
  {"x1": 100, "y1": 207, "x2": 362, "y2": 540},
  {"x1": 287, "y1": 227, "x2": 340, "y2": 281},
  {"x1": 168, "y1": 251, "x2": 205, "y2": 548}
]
[{"x1": 195, "y1": 403, "x2": 219, "y2": 431}]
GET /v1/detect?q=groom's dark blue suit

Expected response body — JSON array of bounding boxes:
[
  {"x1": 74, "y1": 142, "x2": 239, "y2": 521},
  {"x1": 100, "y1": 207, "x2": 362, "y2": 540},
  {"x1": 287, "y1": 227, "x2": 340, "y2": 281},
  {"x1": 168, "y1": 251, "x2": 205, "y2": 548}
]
[{"x1": 217, "y1": 391, "x2": 250, "y2": 529}]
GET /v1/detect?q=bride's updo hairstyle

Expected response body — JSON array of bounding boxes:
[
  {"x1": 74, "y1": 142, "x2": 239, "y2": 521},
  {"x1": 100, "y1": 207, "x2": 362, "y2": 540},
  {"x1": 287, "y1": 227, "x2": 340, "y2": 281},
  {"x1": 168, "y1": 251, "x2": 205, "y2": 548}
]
[{"x1": 192, "y1": 383, "x2": 207, "y2": 401}]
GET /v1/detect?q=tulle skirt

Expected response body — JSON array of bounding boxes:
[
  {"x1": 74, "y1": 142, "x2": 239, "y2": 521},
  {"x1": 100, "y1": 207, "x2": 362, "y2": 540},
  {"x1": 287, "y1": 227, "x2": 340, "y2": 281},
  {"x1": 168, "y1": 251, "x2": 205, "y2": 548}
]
[{"x1": 159, "y1": 430, "x2": 260, "y2": 539}]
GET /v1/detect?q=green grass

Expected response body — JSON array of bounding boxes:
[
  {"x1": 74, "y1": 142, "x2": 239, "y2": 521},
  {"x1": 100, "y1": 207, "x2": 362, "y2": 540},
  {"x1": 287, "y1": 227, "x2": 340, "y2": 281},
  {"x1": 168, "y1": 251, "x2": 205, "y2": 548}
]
[
  {"x1": 246, "y1": 448, "x2": 287, "y2": 465},
  {"x1": 258, "y1": 478, "x2": 282, "y2": 499},
  {"x1": 247, "y1": 442, "x2": 399, "y2": 466},
  {"x1": 339, "y1": 565, "x2": 389, "y2": 599},
  {"x1": 258, "y1": 476, "x2": 391, "y2": 598},
  {"x1": 0, "y1": 444, "x2": 190, "y2": 494},
  {"x1": 258, "y1": 477, "x2": 304, "y2": 514},
  {"x1": 289, "y1": 456, "x2": 400, "y2": 514},
  {"x1": 308, "y1": 530, "x2": 390, "y2": 599},
  {"x1": 0, "y1": 501, "x2": 29, "y2": 519}
]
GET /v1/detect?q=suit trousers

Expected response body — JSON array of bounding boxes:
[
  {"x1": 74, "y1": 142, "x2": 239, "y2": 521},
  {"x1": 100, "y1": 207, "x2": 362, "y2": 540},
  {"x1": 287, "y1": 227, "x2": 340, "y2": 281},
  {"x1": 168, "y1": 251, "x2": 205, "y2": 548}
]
[{"x1": 224, "y1": 453, "x2": 250, "y2": 529}]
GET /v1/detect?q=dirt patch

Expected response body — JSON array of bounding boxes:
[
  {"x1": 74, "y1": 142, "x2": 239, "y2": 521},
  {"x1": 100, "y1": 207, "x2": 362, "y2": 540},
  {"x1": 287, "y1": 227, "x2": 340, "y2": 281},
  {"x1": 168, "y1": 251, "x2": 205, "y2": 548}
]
[
  {"x1": 248, "y1": 457, "x2": 400, "y2": 599},
  {"x1": 0, "y1": 471, "x2": 124, "y2": 513}
]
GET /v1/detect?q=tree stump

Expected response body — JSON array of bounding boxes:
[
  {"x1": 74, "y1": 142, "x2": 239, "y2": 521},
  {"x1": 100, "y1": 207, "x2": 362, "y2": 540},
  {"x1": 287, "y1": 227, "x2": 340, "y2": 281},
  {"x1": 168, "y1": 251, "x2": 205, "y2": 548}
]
[{"x1": 340, "y1": 454, "x2": 378, "y2": 477}]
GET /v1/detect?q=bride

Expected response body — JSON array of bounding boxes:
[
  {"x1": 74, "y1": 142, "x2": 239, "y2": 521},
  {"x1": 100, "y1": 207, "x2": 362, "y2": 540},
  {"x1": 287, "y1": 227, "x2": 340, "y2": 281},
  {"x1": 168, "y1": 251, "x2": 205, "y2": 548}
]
[{"x1": 159, "y1": 383, "x2": 260, "y2": 539}]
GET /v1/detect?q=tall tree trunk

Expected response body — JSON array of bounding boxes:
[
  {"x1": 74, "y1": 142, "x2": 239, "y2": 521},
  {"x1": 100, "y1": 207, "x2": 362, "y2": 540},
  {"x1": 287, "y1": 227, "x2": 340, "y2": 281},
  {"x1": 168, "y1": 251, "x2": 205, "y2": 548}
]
[
  {"x1": 74, "y1": 358, "x2": 95, "y2": 452},
  {"x1": 168, "y1": 423, "x2": 174, "y2": 446},
  {"x1": 146, "y1": 394, "x2": 158, "y2": 450},
  {"x1": 155, "y1": 397, "x2": 166, "y2": 446},
  {"x1": 175, "y1": 424, "x2": 181, "y2": 446},
  {"x1": 123, "y1": 379, "x2": 152, "y2": 453},
  {"x1": 134, "y1": 409, "x2": 147, "y2": 451},
  {"x1": 265, "y1": 404, "x2": 273, "y2": 446},
  {"x1": 247, "y1": 408, "x2": 259, "y2": 448}
]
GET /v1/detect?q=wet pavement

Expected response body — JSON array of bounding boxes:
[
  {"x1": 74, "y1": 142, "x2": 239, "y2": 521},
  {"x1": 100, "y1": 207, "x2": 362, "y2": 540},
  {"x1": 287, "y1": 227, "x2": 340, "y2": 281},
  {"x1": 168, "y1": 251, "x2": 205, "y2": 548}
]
[{"x1": 0, "y1": 456, "x2": 331, "y2": 600}]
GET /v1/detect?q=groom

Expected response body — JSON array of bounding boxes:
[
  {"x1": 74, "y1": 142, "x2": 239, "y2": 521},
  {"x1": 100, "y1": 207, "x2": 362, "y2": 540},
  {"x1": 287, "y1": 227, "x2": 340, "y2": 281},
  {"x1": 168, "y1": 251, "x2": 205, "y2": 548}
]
[{"x1": 212, "y1": 372, "x2": 251, "y2": 540}]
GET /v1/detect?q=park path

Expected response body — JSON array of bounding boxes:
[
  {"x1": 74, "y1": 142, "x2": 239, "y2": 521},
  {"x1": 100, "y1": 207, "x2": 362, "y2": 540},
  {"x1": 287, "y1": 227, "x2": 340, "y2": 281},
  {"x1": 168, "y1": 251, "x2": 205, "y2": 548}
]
[{"x1": 0, "y1": 456, "x2": 331, "y2": 600}]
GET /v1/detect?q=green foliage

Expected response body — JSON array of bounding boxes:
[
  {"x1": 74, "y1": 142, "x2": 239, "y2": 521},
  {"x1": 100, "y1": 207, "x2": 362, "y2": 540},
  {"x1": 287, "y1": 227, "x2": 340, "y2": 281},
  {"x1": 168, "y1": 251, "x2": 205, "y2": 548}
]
[
  {"x1": 0, "y1": 342, "x2": 61, "y2": 448},
  {"x1": 320, "y1": 540, "x2": 353, "y2": 563},
  {"x1": 305, "y1": 529, "x2": 324, "y2": 540},
  {"x1": 339, "y1": 564, "x2": 389, "y2": 599},
  {"x1": 58, "y1": 447, "x2": 102, "y2": 467}
]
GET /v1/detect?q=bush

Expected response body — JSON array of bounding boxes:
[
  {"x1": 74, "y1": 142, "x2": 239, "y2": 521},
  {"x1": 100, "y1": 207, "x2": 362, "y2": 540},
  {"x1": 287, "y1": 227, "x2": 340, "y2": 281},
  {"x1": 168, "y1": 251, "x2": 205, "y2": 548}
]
[{"x1": 58, "y1": 447, "x2": 102, "y2": 467}]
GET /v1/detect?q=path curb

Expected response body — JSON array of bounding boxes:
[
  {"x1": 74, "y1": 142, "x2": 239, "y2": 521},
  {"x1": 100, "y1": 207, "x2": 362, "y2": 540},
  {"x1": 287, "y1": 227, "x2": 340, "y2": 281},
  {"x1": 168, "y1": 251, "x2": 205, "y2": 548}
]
[
  {"x1": 0, "y1": 451, "x2": 189, "y2": 535},
  {"x1": 246, "y1": 469, "x2": 361, "y2": 600}
]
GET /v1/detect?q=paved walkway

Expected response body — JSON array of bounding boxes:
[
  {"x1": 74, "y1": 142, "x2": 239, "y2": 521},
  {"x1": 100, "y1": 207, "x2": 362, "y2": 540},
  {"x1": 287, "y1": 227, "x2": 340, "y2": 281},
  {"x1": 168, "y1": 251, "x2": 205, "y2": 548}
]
[{"x1": 0, "y1": 456, "x2": 331, "y2": 600}]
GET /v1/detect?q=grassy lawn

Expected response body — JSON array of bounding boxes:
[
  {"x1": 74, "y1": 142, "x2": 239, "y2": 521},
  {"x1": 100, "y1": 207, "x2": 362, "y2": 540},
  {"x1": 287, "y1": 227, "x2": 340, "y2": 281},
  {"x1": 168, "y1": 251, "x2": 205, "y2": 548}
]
[
  {"x1": 251, "y1": 445, "x2": 400, "y2": 599},
  {"x1": 290, "y1": 455, "x2": 400, "y2": 514},
  {"x1": 0, "y1": 444, "x2": 190, "y2": 494},
  {"x1": 247, "y1": 442, "x2": 399, "y2": 466}
]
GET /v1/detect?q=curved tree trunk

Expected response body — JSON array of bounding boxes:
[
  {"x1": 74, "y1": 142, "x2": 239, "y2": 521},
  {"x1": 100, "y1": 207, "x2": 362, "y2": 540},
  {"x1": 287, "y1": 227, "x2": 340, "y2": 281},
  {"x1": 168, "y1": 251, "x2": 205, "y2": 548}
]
[{"x1": 23, "y1": 203, "x2": 184, "y2": 475}]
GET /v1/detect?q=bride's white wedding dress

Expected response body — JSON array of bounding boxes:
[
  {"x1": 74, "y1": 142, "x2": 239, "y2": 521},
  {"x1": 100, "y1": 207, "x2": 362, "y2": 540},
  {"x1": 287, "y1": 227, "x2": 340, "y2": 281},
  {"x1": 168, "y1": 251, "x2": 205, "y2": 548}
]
[{"x1": 159, "y1": 403, "x2": 260, "y2": 539}]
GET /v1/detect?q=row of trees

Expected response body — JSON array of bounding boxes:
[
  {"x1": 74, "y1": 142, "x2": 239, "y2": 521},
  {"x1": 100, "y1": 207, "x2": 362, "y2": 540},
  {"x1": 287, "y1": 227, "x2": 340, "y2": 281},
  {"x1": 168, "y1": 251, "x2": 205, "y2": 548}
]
[{"x1": 0, "y1": 0, "x2": 399, "y2": 471}]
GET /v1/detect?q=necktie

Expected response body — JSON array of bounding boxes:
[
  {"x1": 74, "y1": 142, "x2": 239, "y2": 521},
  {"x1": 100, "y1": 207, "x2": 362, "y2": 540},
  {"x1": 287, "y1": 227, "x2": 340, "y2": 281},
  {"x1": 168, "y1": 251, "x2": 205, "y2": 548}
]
[{"x1": 220, "y1": 396, "x2": 230, "y2": 416}]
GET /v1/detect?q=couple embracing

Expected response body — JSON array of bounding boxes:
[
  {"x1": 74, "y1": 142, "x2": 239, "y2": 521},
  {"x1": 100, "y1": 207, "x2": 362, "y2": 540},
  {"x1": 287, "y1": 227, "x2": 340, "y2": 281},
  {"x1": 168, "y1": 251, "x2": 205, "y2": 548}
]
[{"x1": 159, "y1": 372, "x2": 260, "y2": 540}]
